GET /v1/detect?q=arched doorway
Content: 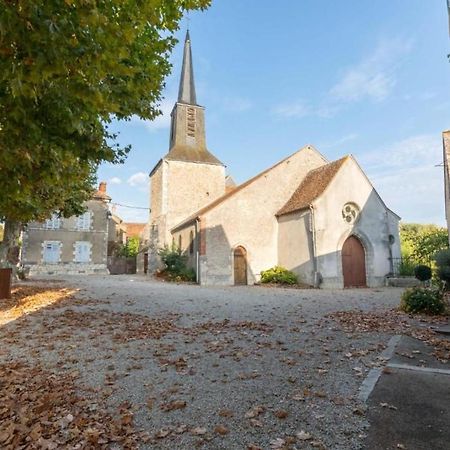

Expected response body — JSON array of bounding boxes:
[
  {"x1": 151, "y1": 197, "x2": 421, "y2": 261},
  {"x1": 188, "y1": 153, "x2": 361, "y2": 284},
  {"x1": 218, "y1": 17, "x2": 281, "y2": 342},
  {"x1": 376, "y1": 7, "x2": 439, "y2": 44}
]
[
  {"x1": 233, "y1": 246, "x2": 247, "y2": 285},
  {"x1": 342, "y1": 236, "x2": 366, "y2": 288}
]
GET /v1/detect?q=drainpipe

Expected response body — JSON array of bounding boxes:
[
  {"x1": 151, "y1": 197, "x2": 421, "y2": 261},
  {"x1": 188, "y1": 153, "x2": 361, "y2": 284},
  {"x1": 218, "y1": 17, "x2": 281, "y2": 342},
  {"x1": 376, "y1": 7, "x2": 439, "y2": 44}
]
[
  {"x1": 195, "y1": 218, "x2": 200, "y2": 284},
  {"x1": 385, "y1": 210, "x2": 394, "y2": 275},
  {"x1": 309, "y1": 204, "x2": 320, "y2": 288}
]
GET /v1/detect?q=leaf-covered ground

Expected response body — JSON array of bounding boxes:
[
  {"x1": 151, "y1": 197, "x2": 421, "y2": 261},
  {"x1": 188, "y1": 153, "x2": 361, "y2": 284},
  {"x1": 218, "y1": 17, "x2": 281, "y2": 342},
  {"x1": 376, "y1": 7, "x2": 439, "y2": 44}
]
[{"x1": 0, "y1": 277, "x2": 447, "y2": 449}]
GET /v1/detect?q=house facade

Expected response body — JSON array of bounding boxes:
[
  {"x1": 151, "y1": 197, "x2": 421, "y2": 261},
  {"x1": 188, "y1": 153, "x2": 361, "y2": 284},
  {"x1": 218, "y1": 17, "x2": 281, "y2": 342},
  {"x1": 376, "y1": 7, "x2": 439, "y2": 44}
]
[
  {"x1": 22, "y1": 182, "x2": 114, "y2": 275},
  {"x1": 146, "y1": 32, "x2": 401, "y2": 288}
]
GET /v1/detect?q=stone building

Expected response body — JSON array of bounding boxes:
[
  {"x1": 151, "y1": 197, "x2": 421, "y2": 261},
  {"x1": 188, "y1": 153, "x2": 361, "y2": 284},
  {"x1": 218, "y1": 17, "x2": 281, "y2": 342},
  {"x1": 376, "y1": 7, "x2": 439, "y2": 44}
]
[
  {"x1": 22, "y1": 182, "x2": 116, "y2": 275},
  {"x1": 147, "y1": 32, "x2": 401, "y2": 287}
]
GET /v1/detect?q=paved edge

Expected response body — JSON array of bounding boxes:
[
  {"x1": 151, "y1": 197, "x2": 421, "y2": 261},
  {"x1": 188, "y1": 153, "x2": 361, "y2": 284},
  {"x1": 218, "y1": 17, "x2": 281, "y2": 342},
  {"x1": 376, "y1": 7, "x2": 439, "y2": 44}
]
[{"x1": 358, "y1": 334, "x2": 401, "y2": 402}]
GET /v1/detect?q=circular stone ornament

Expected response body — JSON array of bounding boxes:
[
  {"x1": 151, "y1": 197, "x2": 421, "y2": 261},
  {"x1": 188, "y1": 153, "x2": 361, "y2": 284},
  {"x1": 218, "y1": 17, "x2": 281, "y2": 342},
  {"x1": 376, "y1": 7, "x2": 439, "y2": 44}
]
[{"x1": 342, "y1": 203, "x2": 360, "y2": 224}]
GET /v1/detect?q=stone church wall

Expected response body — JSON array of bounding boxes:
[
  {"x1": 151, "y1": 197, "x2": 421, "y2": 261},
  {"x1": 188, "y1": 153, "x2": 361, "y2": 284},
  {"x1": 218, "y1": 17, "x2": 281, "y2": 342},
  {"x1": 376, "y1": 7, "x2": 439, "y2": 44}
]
[
  {"x1": 197, "y1": 147, "x2": 326, "y2": 285},
  {"x1": 277, "y1": 211, "x2": 315, "y2": 285},
  {"x1": 311, "y1": 158, "x2": 400, "y2": 288}
]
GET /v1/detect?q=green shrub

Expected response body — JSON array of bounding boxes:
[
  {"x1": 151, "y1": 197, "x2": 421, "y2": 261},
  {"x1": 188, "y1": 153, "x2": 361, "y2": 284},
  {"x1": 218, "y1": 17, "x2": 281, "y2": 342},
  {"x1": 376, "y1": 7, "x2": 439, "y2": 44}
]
[
  {"x1": 260, "y1": 266, "x2": 297, "y2": 285},
  {"x1": 434, "y1": 249, "x2": 450, "y2": 288},
  {"x1": 414, "y1": 265, "x2": 432, "y2": 282},
  {"x1": 400, "y1": 287, "x2": 445, "y2": 315},
  {"x1": 157, "y1": 245, "x2": 196, "y2": 282}
]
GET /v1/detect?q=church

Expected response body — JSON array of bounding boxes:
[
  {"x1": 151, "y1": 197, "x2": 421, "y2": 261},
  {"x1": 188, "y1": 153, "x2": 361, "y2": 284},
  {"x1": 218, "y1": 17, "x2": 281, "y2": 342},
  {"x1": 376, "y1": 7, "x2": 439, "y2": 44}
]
[{"x1": 146, "y1": 32, "x2": 401, "y2": 288}]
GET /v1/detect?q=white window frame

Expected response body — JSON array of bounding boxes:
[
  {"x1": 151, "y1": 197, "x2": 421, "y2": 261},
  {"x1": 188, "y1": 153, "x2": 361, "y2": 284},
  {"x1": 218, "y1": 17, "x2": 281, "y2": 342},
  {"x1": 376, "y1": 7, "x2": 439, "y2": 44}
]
[
  {"x1": 44, "y1": 213, "x2": 61, "y2": 230},
  {"x1": 76, "y1": 211, "x2": 92, "y2": 231},
  {"x1": 42, "y1": 241, "x2": 61, "y2": 264},
  {"x1": 74, "y1": 241, "x2": 91, "y2": 263}
]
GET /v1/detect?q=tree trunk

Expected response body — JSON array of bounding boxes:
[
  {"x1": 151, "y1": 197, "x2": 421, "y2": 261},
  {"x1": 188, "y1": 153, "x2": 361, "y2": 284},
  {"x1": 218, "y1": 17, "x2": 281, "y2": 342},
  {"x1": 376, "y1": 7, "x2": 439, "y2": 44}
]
[{"x1": 0, "y1": 219, "x2": 22, "y2": 268}]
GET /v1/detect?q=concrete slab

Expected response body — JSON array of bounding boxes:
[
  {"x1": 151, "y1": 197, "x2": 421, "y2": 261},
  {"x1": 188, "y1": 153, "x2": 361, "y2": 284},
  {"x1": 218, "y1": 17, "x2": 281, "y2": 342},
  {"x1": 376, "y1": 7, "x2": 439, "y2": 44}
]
[
  {"x1": 389, "y1": 335, "x2": 449, "y2": 370},
  {"x1": 364, "y1": 367, "x2": 450, "y2": 450}
]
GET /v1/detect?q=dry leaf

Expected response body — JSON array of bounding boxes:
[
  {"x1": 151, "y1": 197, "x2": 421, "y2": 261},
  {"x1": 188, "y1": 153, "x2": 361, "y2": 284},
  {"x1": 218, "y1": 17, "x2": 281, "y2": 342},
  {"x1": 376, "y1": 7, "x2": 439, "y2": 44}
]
[
  {"x1": 214, "y1": 425, "x2": 229, "y2": 435},
  {"x1": 274, "y1": 409, "x2": 288, "y2": 419}
]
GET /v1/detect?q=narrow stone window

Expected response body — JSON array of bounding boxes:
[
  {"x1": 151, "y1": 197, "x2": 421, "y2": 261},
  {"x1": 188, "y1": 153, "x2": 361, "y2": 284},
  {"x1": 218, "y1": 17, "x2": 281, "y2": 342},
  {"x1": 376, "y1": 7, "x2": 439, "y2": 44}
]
[{"x1": 178, "y1": 234, "x2": 182, "y2": 252}]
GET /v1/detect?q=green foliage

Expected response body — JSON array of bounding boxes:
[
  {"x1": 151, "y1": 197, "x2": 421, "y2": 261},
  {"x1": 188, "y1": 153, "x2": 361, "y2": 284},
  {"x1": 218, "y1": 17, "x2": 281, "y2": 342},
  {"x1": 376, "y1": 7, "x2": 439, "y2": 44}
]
[
  {"x1": 158, "y1": 245, "x2": 196, "y2": 282},
  {"x1": 260, "y1": 266, "x2": 298, "y2": 285},
  {"x1": 397, "y1": 258, "x2": 415, "y2": 276},
  {"x1": 0, "y1": 0, "x2": 211, "y2": 262},
  {"x1": 400, "y1": 223, "x2": 449, "y2": 265},
  {"x1": 400, "y1": 287, "x2": 445, "y2": 315},
  {"x1": 118, "y1": 237, "x2": 140, "y2": 257},
  {"x1": 434, "y1": 249, "x2": 450, "y2": 287},
  {"x1": 414, "y1": 265, "x2": 432, "y2": 282}
]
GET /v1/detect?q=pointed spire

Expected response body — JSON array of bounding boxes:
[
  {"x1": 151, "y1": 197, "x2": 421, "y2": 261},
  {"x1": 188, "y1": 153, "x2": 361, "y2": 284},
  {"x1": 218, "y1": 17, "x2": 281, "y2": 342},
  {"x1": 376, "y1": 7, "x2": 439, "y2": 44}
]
[{"x1": 178, "y1": 30, "x2": 197, "y2": 105}]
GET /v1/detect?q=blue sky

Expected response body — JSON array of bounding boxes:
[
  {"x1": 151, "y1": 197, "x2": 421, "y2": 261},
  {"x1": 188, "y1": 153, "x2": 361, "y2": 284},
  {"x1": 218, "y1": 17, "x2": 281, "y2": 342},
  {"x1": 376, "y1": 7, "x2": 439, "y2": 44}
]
[{"x1": 98, "y1": 0, "x2": 450, "y2": 225}]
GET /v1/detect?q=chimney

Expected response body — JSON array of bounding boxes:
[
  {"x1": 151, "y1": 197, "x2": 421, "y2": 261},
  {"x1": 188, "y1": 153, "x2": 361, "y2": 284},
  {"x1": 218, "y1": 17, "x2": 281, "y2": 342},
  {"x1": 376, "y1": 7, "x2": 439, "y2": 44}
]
[{"x1": 99, "y1": 181, "x2": 107, "y2": 193}]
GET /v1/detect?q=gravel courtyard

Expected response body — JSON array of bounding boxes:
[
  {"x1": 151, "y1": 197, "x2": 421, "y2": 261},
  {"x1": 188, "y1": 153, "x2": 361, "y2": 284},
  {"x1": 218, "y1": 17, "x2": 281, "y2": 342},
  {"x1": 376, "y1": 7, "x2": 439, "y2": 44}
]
[{"x1": 1, "y1": 276, "x2": 408, "y2": 449}]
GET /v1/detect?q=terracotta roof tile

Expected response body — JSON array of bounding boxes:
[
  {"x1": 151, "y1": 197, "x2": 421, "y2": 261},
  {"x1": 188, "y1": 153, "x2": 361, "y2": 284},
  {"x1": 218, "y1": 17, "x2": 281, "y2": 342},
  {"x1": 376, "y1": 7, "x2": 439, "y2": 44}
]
[{"x1": 276, "y1": 156, "x2": 349, "y2": 217}]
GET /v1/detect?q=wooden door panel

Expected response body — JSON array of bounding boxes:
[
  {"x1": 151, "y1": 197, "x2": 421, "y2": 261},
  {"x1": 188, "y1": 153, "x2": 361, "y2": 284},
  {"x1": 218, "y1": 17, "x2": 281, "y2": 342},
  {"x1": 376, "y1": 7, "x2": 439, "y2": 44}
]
[
  {"x1": 342, "y1": 236, "x2": 366, "y2": 288},
  {"x1": 234, "y1": 247, "x2": 247, "y2": 285}
]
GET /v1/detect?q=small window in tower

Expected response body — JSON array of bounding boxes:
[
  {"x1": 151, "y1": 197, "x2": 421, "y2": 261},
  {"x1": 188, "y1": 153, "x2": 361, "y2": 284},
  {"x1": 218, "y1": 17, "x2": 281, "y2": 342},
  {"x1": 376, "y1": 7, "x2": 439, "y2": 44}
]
[{"x1": 189, "y1": 230, "x2": 194, "y2": 255}]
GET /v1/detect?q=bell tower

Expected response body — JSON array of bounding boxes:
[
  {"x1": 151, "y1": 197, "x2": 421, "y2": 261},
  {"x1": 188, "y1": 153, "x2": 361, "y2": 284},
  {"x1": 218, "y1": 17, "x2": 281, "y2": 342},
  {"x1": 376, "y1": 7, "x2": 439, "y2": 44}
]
[{"x1": 148, "y1": 31, "x2": 226, "y2": 268}]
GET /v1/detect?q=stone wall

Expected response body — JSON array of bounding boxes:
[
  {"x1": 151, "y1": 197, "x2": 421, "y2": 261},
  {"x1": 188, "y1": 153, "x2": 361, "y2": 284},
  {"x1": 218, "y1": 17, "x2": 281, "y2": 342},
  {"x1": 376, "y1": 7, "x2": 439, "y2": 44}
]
[
  {"x1": 308, "y1": 157, "x2": 400, "y2": 288},
  {"x1": 22, "y1": 199, "x2": 109, "y2": 274},
  {"x1": 189, "y1": 146, "x2": 327, "y2": 285}
]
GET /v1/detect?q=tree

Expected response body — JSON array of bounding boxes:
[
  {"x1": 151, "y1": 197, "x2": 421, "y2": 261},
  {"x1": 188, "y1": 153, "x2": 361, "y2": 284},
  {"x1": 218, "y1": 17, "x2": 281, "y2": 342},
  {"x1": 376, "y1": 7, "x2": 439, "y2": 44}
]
[
  {"x1": 0, "y1": 0, "x2": 211, "y2": 266},
  {"x1": 400, "y1": 223, "x2": 449, "y2": 264}
]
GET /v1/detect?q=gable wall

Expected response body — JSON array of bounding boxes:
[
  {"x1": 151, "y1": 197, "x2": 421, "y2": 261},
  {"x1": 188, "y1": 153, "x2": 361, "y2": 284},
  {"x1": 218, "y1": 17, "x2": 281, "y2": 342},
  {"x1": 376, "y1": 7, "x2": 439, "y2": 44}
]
[
  {"x1": 197, "y1": 147, "x2": 326, "y2": 285},
  {"x1": 312, "y1": 158, "x2": 400, "y2": 287}
]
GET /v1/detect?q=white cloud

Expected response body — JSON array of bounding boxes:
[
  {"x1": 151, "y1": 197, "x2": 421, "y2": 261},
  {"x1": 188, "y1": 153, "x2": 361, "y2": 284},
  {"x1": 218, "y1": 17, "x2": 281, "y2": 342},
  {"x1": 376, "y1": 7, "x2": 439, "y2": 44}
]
[
  {"x1": 273, "y1": 101, "x2": 309, "y2": 119},
  {"x1": 108, "y1": 176, "x2": 122, "y2": 185},
  {"x1": 359, "y1": 134, "x2": 445, "y2": 225},
  {"x1": 127, "y1": 172, "x2": 148, "y2": 187},
  {"x1": 330, "y1": 37, "x2": 412, "y2": 103}
]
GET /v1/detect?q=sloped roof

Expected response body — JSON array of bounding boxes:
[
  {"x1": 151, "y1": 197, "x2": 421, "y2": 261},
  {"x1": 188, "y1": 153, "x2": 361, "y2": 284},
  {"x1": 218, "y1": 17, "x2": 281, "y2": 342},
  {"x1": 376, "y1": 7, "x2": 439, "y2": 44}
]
[
  {"x1": 276, "y1": 156, "x2": 349, "y2": 217},
  {"x1": 164, "y1": 144, "x2": 223, "y2": 166},
  {"x1": 172, "y1": 145, "x2": 326, "y2": 232}
]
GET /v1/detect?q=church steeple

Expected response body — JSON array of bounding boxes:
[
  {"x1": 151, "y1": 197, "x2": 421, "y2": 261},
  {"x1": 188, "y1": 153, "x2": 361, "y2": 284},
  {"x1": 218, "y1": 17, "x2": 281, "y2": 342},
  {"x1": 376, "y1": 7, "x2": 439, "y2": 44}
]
[
  {"x1": 178, "y1": 31, "x2": 197, "y2": 105},
  {"x1": 165, "y1": 30, "x2": 223, "y2": 166}
]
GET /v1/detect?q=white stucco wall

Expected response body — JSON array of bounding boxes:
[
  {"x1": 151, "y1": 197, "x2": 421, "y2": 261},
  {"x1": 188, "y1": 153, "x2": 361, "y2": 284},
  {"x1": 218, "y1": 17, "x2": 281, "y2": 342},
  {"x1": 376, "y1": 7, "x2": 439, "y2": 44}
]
[
  {"x1": 310, "y1": 157, "x2": 400, "y2": 288},
  {"x1": 277, "y1": 211, "x2": 315, "y2": 285},
  {"x1": 197, "y1": 146, "x2": 327, "y2": 285}
]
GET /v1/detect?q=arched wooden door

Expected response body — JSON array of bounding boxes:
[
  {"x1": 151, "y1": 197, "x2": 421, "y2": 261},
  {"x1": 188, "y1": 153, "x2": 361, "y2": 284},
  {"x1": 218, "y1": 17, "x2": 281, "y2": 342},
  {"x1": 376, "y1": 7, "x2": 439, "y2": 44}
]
[
  {"x1": 233, "y1": 246, "x2": 247, "y2": 285},
  {"x1": 342, "y1": 236, "x2": 366, "y2": 288}
]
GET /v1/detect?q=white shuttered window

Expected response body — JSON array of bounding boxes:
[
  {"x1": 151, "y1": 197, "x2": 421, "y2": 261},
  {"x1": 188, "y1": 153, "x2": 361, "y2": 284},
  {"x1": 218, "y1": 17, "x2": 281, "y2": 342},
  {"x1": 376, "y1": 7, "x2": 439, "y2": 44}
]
[
  {"x1": 42, "y1": 241, "x2": 61, "y2": 263},
  {"x1": 76, "y1": 212, "x2": 91, "y2": 231},
  {"x1": 44, "y1": 214, "x2": 61, "y2": 230},
  {"x1": 74, "y1": 241, "x2": 91, "y2": 263}
]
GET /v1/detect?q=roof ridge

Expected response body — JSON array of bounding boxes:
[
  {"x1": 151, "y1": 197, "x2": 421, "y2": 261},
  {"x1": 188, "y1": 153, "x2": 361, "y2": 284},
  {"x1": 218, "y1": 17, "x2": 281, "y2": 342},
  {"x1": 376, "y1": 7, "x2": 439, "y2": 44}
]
[
  {"x1": 276, "y1": 155, "x2": 349, "y2": 217},
  {"x1": 172, "y1": 145, "x2": 325, "y2": 231}
]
